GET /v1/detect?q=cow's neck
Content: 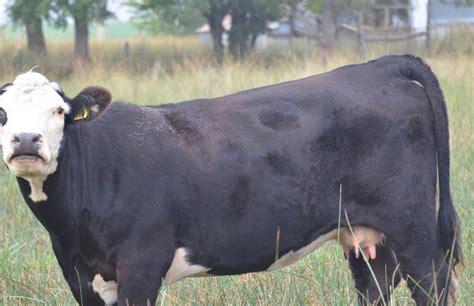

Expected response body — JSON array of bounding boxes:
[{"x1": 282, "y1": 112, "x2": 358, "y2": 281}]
[
  {"x1": 17, "y1": 124, "x2": 101, "y2": 237},
  {"x1": 17, "y1": 170, "x2": 76, "y2": 237}
]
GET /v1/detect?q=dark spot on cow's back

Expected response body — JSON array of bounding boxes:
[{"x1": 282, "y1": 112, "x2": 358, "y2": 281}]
[
  {"x1": 310, "y1": 108, "x2": 389, "y2": 165},
  {"x1": 221, "y1": 140, "x2": 247, "y2": 165},
  {"x1": 111, "y1": 168, "x2": 120, "y2": 202},
  {"x1": 266, "y1": 151, "x2": 296, "y2": 176},
  {"x1": 164, "y1": 111, "x2": 203, "y2": 144},
  {"x1": 258, "y1": 101, "x2": 300, "y2": 130},
  {"x1": 229, "y1": 177, "x2": 250, "y2": 217},
  {"x1": 401, "y1": 116, "x2": 425, "y2": 143}
]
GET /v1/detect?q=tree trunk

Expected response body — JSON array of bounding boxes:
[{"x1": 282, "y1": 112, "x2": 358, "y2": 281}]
[
  {"x1": 321, "y1": 0, "x2": 336, "y2": 55},
  {"x1": 289, "y1": 3, "x2": 297, "y2": 44},
  {"x1": 207, "y1": 15, "x2": 224, "y2": 64},
  {"x1": 25, "y1": 17, "x2": 46, "y2": 55},
  {"x1": 229, "y1": 10, "x2": 254, "y2": 60},
  {"x1": 426, "y1": 0, "x2": 432, "y2": 51},
  {"x1": 229, "y1": 11, "x2": 245, "y2": 59},
  {"x1": 250, "y1": 31, "x2": 258, "y2": 50},
  {"x1": 74, "y1": 17, "x2": 89, "y2": 65}
]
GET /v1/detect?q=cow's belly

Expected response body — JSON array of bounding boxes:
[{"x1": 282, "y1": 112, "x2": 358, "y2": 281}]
[
  {"x1": 90, "y1": 226, "x2": 383, "y2": 305},
  {"x1": 266, "y1": 229, "x2": 339, "y2": 271},
  {"x1": 165, "y1": 226, "x2": 384, "y2": 284}
]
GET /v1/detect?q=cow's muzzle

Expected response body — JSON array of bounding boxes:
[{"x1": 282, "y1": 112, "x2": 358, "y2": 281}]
[{"x1": 9, "y1": 133, "x2": 44, "y2": 163}]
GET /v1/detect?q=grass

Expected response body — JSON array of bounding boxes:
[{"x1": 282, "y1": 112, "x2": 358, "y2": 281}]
[{"x1": 0, "y1": 36, "x2": 473, "y2": 305}]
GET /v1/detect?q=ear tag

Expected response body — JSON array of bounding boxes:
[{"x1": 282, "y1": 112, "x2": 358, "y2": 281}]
[{"x1": 74, "y1": 107, "x2": 89, "y2": 121}]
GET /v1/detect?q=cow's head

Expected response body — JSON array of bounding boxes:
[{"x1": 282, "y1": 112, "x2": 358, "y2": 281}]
[{"x1": 0, "y1": 71, "x2": 111, "y2": 201}]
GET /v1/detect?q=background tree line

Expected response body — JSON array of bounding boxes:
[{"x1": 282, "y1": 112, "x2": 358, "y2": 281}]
[
  {"x1": 6, "y1": 0, "x2": 474, "y2": 65},
  {"x1": 8, "y1": 0, "x2": 109, "y2": 64},
  {"x1": 127, "y1": 0, "x2": 374, "y2": 63}
]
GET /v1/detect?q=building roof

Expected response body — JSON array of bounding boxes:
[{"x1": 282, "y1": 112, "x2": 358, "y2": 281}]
[
  {"x1": 432, "y1": 0, "x2": 474, "y2": 24},
  {"x1": 196, "y1": 15, "x2": 232, "y2": 33}
]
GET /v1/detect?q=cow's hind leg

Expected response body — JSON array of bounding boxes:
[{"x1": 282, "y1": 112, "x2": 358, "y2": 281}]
[
  {"x1": 389, "y1": 228, "x2": 453, "y2": 306},
  {"x1": 348, "y1": 243, "x2": 402, "y2": 305},
  {"x1": 376, "y1": 189, "x2": 455, "y2": 306}
]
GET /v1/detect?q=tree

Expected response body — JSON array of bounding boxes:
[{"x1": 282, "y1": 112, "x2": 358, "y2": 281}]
[
  {"x1": 228, "y1": 0, "x2": 283, "y2": 59},
  {"x1": 55, "y1": 0, "x2": 111, "y2": 64},
  {"x1": 194, "y1": 0, "x2": 233, "y2": 63},
  {"x1": 7, "y1": 0, "x2": 51, "y2": 55},
  {"x1": 286, "y1": 0, "x2": 301, "y2": 40},
  {"x1": 129, "y1": 0, "x2": 233, "y2": 63},
  {"x1": 129, "y1": 0, "x2": 286, "y2": 61},
  {"x1": 305, "y1": 0, "x2": 371, "y2": 54},
  {"x1": 320, "y1": 0, "x2": 336, "y2": 53},
  {"x1": 128, "y1": 0, "x2": 205, "y2": 35}
]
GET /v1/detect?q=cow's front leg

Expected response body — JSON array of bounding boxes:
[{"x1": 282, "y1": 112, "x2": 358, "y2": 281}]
[
  {"x1": 116, "y1": 251, "x2": 174, "y2": 306},
  {"x1": 50, "y1": 235, "x2": 104, "y2": 305}
]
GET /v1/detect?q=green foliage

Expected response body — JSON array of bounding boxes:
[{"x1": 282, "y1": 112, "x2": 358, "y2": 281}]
[
  {"x1": 128, "y1": 0, "x2": 205, "y2": 35},
  {"x1": 305, "y1": 0, "x2": 371, "y2": 15},
  {"x1": 190, "y1": 0, "x2": 234, "y2": 17},
  {"x1": 129, "y1": 0, "x2": 285, "y2": 58},
  {"x1": 54, "y1": 0, "x2": 112, "y2": 23},
  {"x1": 7, "y1": 0, "x2": 52, "y2": 30},
  {"x1": 8, "y1": 0, "x2": 113, "y2": 30},
  {"x1": 305, "y1": 0, "x2": 323, "y2": 13}
]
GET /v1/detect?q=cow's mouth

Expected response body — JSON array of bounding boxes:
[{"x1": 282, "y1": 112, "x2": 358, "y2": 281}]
[{"x1": 10, "y1": 154, "x2": 43, "y2": 163}]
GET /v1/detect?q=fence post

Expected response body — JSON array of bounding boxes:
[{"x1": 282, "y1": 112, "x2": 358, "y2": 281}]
[
  {"x1": 426, "y1": 0, "x2": 432, "y2": 51},
  {"x1": 124, "y1": 41, "x2": 130, "y2": 68},
  {"x1": 358, "y1": 12, "x2": 368, "y2": 62}
]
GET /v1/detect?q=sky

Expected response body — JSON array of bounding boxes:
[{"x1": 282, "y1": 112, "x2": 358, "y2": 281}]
[
  {"x1": 0, "y1": 0, "x2": 133, "y2": 26},
  {"x1": 0, "y1": 0, "x2": 5, "y2": 25}
]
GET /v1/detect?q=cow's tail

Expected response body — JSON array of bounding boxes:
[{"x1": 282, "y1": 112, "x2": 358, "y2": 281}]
[{"x1": 398, "y1": 55, "x2": 462, "y2": 268}]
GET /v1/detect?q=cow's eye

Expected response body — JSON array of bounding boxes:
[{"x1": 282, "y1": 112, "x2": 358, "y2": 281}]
[
  {"x1": 0, "y1": 108, "x2": 7, "y2": 126},
  {"x1": 55, "y1": 107, "x2": 65, "y2": 116}
]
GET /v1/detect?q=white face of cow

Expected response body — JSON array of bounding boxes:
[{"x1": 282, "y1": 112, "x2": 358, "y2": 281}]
[
  {"x1": 0, "y1": 72, "x2": 70, "y2": 180},
  {"x1": 0, "y1": 71, "x2": 112, "y2": 202}
]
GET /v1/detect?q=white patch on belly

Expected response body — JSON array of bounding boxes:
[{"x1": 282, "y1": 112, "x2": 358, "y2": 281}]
[
  {"x1": 267, "y1": 229, "x2": 339, "y2": 271},
  {"x1": 268, "y1": 226, "x2": 385, "y2": 271},
  {"x1": 91, "y1": 274, "x2": 118, "y2": 305},
  {"x1": 164, "y1": 247, "x2": 210, "y2": 284},
  {"x1": 412, "y1": 80, "x2": 424, "y2": 88}
]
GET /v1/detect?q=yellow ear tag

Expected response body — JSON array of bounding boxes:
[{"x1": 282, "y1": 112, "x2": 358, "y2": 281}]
[{"x1": 73, "y1": 107, "x2": 89, "y2": 121}]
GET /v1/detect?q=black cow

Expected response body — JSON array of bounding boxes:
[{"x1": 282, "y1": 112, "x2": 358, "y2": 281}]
[{"x1": 0, "y1": 55, "x2": 461, "y2": 305}]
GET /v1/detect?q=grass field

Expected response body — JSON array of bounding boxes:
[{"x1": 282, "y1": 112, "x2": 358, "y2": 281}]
[{"x1": 0, "y1": 37, "x2": 473, "y2": 305}]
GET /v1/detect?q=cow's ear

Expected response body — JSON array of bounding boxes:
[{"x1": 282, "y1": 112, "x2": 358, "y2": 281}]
[
  {"x1": 67, "y1": 86, "x2": 112, "y2": 124},
  {"x1": 0, "y1": 83, "x2": 12, "y2": 95}
]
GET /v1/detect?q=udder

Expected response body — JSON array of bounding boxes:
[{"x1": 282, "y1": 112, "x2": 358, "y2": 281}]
[
  {"x1": 338, "y1": 226, "x2": 385, "y2": 260},
  {"x1": 267, "y1": 225, "x2": 385, "y2": 271}
]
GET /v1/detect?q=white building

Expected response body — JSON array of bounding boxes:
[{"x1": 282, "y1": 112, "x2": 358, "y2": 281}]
[{"x1": 411, "y1": 0, "x2": 474, "y2": 32}]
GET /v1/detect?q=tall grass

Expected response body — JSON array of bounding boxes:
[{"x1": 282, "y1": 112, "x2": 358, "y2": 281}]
[
  {"x1": 1, "y1": 28, "x2": 472, "y2": 79},
  {"x1": 0, "y1": 35, "x2": 473, "y2": 305}
]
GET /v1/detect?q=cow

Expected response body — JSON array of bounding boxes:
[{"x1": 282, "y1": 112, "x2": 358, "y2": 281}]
[{"x1": 0, "y1": 55, "x2": 461, "y2": 306}]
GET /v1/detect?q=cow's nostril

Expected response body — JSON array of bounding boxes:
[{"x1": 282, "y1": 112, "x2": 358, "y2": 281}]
[
  {"x1": 32, "y1": 135, "x2": 42, "y2": 144},
  {"x1": 11, "y1": 133, "x2": 43, "y2": 146}
]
